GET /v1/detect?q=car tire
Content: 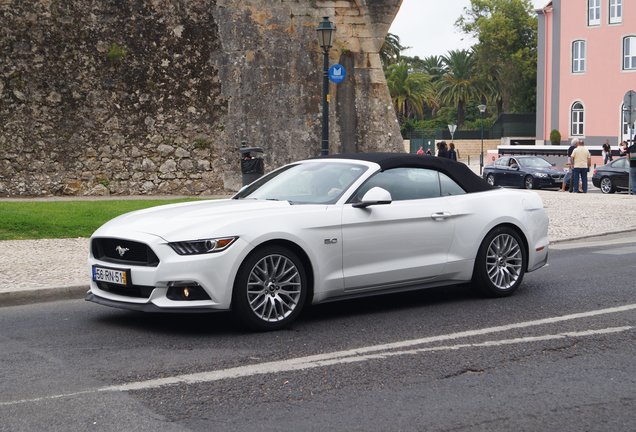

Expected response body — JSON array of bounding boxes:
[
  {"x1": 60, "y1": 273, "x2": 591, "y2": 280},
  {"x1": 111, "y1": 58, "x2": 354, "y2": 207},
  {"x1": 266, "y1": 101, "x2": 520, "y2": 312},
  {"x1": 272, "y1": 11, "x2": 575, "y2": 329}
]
[
  {"x1": 599, "y1": 176, "x2": 615, "y2": 194},
  {"x1": 232, "y1": 245, "x2": 308, "y2": 331},
  {"x1": 524, "y1": 175, "x2": 535, "y2": 189},
  {"x1": 486, "y1": 174, "x2": 496, "y2": 186},
  {"x1": 472, "y1": 226, "x2": 526, "y2": 297}
]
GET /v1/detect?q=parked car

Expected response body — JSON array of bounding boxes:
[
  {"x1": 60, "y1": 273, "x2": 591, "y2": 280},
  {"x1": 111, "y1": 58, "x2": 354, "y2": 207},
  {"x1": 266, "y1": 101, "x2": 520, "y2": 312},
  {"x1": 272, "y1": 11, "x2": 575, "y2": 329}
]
[
  {"x1": 483, "y1": 155, "x2": 566, "y2": 190},
  {"x1": 86, "y1": 153, "x2": 549, "y2": 330},
  {"x1": 592, "y1": 157, "x2": 629, "y2": 194}
]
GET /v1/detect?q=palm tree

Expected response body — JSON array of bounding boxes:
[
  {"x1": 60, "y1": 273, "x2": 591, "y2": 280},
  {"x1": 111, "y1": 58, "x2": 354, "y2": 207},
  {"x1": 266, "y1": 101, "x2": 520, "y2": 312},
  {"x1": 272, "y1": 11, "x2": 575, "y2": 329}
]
[
  {"x1": 385, "y1": 61, "x2": 437, "y2": 122},
  {"x1": 380, "y1": 33, "x2": 406, "y2": 67},
  {"x1": 438, "y1": 49, "x2": 482, "y2": 126},
  {"x1": 419, "y1": 55, "x2": 446, "y2": 81}
]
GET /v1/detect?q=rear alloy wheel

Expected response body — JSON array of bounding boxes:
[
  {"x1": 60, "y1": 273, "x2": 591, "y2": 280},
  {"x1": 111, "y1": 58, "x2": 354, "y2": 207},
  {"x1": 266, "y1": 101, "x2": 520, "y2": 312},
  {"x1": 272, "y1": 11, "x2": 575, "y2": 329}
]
[
  {"x1": 486, "y1": 174, "x2": 496, "y2": 186},
  {"x1": 233, "y1": 245, "x2": 307, "y2": 331},
  {"x1": 599, "y1": 176, "x2": 615, "y2": 194},
  {"x1": 472, "y1": 226, "x2": 526, "y2": 297},
  {"x1": 524, "y1": 175, "x2": 535, "y2": 189}
]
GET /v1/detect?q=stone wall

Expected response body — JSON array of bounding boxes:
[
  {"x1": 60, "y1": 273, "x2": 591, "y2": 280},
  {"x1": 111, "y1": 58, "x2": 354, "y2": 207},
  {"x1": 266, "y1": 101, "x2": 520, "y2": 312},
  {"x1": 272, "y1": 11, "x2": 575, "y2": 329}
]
[{"x1": 0, "y1": 0, "x2": 403, "y2": 196}]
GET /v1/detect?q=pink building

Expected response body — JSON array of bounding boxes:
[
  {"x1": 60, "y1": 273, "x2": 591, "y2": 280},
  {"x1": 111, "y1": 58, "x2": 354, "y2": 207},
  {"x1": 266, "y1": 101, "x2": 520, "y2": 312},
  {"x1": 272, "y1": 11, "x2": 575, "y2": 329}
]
[{"x1": 536, "y1": 0, "x2": 635, "y2": 146}]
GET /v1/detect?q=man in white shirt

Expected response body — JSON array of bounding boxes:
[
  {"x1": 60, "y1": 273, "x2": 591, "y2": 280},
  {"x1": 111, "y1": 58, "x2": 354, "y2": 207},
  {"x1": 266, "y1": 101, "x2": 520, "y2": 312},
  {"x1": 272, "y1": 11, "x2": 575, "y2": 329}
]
[{"x1": 570, "y1": 138, "x2": 591, "y2": 193}]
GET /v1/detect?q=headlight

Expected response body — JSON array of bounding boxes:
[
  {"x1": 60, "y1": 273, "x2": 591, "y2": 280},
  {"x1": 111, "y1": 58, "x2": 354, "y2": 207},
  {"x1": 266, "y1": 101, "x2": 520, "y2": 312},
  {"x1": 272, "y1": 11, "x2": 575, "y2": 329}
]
[
  {"x1": 168, "y1": 237, "x2": 238, "y2": 255},
  {"x1": 535, "y1": 173, "x2": 549, "y2": 178}
]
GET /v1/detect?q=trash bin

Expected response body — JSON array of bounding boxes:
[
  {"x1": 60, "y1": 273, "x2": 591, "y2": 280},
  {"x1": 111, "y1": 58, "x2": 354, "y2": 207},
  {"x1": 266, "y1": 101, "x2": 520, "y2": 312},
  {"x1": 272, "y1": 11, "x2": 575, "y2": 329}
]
[{"x1": 239, "y1": 145, "x2": 264, "y2": 186}]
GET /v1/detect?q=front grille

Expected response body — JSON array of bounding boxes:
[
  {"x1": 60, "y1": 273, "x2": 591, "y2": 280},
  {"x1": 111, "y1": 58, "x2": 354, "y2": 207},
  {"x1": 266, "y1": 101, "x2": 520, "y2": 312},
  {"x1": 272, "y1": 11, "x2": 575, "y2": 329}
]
[
  {"x1": 92, "y1": 238, "x2": 159, "y2": 267},
  {"x1": 96, "y1": 281, "x2": 155, "y2": 299},
  {"x1": 551, "y1": 173, "x2": 565, "y2": 180}
]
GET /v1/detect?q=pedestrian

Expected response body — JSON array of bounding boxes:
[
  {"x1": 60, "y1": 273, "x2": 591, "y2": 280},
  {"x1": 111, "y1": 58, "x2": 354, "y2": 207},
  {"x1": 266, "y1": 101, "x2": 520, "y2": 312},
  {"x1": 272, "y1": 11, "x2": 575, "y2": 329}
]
[
  {"x1": 619, "y1": 141, "x2": 628, "y2": 156},
  {"x1": 602, "y1": 139, "x2": 612, "y2": 164},
  {"x1": 570, "y1": 138, "x2": 591, "y2": 193},
  {"x1": 416, "y1": 146, "x2": 424, "y2": 156},
  {"x1": 562, "y1": 138, "x2": 578, "y2": 192},
  {"x1": 627, "y1": 140, "x2": 636, "y2": 195},
  {"x1": 448, "y1": 142, "x2": 458, "y2": 161},
  {"x1": 425, "y1": 148, "x2": 432, "y2": 156},
  {"x1": 437, "y1": 141, "x2": 448, "y2": 158}
]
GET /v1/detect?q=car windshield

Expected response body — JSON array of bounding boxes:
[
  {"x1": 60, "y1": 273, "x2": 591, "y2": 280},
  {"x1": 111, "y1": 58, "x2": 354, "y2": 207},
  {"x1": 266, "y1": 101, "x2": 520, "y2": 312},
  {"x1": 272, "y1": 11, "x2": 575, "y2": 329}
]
[
  {"x1": 520, "y1": 157, "x2": 552, "y2": 168},
  {"x1": 234, "y1": 162, "x2": 369, "y2": 204}
]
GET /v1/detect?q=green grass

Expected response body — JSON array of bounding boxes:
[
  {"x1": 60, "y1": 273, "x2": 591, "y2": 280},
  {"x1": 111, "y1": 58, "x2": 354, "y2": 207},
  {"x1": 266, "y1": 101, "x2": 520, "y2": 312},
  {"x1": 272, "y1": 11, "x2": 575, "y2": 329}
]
[{"x1": 0, "y1": 199, "x2": 201, "y2": 240}]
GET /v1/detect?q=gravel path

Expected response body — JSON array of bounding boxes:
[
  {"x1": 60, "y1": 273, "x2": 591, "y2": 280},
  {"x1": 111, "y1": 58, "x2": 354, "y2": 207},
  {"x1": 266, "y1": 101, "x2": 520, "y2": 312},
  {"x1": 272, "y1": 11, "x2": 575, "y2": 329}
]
[{"x1": 1, "y1": 190, "x2": 635, "y2": 293}]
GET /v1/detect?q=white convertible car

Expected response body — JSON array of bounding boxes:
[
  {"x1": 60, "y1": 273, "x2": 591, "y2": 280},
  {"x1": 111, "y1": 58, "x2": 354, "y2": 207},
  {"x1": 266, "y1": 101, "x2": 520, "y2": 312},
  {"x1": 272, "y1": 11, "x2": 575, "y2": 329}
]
[{"x1": 86, "y1": 153, "x2": 549, "y2": 330}]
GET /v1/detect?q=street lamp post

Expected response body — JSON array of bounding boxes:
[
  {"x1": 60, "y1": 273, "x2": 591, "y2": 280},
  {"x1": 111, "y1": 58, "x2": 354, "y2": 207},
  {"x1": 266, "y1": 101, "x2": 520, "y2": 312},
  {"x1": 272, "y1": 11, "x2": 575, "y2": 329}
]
[
  {"x1": 317, "y1": 17, "x2": 336, "y2": 156},
  {"x1": 478, "y1": 104, "x2": 487, "y2": 175}
]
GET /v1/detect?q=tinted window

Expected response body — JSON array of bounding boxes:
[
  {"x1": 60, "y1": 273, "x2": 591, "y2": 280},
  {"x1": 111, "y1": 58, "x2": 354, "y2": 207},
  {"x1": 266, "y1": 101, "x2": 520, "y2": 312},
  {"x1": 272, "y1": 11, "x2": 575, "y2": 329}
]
[
  {"x1": 495, "y1": 157, "x2": 509, "y2": 167},
  {"x1": 440, "y1": 173, "x2": 466, "y2": 196},
  {"x1": 353, "y1": 167, "x2": 461, "y2": 201}
]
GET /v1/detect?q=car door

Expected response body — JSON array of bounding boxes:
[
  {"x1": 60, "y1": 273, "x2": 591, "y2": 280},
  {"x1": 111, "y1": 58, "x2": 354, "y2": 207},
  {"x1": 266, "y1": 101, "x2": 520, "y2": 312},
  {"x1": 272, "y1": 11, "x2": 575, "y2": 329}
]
[
  {"x1": 492, "y1": 157, "x2": 511, "y2": 186},
  {"x1": 506, "y1": 157, "x2": 525, "y2": 187},
  {"x1": 614, "y1": 158, "x2": 629, "y2": 189},
  {"x1": 340, "y1": 168, "x2": 457, "y2": 292}
]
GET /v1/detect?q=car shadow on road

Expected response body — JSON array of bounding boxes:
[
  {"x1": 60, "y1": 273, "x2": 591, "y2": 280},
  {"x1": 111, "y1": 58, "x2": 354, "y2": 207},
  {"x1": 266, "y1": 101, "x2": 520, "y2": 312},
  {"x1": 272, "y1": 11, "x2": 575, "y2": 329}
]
[{"x1": 87, "y1": 283, "x2": 498, "y2": 336}]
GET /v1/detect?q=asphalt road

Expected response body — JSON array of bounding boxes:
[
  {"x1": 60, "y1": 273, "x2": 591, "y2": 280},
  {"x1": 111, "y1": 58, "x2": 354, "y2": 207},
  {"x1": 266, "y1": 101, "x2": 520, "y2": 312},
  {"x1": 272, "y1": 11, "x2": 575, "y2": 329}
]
[{"x1": 1, "y1": 233, "x2": 635, "y2": 432}]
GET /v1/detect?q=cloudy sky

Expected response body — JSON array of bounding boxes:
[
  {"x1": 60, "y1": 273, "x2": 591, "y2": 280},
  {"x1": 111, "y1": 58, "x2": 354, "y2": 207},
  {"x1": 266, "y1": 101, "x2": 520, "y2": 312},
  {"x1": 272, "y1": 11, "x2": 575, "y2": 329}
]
[{"x1": 389, "y1": 0, "x2": 548, "y2": 59}]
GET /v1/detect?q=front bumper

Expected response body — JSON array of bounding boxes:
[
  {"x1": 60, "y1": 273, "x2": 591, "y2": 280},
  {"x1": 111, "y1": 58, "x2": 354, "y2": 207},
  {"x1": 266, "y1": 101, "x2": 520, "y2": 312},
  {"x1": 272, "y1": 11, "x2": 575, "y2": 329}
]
[
  {"x1": 86, "y1": 235, "x2": 250, "y2": 312},
  {"x1": 85, "y1": 292, "x2": 224, "y2": 313}
]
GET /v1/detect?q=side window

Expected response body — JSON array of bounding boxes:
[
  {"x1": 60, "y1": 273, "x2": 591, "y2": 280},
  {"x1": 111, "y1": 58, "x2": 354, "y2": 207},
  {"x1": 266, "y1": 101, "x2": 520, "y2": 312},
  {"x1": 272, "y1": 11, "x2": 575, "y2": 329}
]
[
  {"x1": 352, "y1": 167, "x2": 443, "y2": 201},
  {"x1": 439, "y1": 173, "x2": 466, "y2": 196},
  {"x1": 495, "y1": 157, "x2": 509, "y2": 167}
]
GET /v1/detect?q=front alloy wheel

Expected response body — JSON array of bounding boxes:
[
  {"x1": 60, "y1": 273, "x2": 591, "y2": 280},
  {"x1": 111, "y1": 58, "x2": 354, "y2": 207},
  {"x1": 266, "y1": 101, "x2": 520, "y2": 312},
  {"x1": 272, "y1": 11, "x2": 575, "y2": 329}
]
[
  {"x1": 524, "y1": 175, "x2": 535, "y2": 189},
  {"x1": 486, "y1": 174, "x2": 496, "y2": 186},
  {"x1": 233, "y1": 245, "x2": 307, "y2": 331},
  {"x1": 472, "y1": 226, "x2": 526, "y2": 297},
  {"x1": 600, "y1": 177, "x2": 615, "y2": 194}
]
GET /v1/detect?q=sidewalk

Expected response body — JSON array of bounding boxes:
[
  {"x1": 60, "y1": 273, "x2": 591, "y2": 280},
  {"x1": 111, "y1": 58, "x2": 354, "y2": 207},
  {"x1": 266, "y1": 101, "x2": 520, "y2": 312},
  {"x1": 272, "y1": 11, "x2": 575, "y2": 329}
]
[{"x1": 1, "y1": 190, "x2": 635, "y2": 307}]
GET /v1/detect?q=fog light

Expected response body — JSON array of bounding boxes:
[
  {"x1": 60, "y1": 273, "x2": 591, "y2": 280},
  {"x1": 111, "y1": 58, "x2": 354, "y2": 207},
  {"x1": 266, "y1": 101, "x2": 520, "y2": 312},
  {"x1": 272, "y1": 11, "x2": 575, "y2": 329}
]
[{"x1": 166, "y1": 282, "x2": 211, "y2": 301}]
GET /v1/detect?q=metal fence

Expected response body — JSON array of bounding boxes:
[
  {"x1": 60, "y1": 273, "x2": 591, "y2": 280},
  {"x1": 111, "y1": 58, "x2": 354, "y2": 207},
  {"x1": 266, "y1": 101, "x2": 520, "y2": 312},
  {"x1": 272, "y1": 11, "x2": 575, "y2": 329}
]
[{"x1": 403, "y1": 113, "x2": 536, "y2": 145}]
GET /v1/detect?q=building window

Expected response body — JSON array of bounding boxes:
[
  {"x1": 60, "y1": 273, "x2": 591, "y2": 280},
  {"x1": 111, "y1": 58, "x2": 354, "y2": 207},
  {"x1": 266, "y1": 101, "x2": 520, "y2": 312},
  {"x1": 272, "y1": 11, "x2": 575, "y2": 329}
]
[
  {"x1": 588, "y1": 0, "x2": 600, "y2": 26},
  {"x1": 624, "y1": 37, "x2": 636, "y2": 70},
  {"x1": 571, "y1": 102, "x2": 584, "y2": 136},
  {"x1": 609, "y1": 0, "x2": 622, "y2": 24},
  {"x1": 572, "y1": 40, "x2": 586, "y2": 73}
]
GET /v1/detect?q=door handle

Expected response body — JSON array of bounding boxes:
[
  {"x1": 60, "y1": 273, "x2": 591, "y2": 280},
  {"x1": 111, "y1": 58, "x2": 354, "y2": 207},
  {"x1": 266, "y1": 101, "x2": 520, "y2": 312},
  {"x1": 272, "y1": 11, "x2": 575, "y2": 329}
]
[{"x1": 431, "y1": 211, "x2": 452, "y2": 221}]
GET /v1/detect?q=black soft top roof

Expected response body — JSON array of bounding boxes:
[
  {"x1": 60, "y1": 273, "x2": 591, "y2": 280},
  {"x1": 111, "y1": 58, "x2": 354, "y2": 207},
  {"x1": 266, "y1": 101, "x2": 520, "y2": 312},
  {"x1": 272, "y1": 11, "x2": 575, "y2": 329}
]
[{"x1": 320, "y1": 152, "x2": 495, "y2": 193}]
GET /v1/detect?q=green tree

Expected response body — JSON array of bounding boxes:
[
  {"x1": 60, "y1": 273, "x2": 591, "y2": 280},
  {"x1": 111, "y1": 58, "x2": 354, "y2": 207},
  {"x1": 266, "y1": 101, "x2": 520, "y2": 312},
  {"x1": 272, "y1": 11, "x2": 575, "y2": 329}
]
[
  {"x1": 456, "y1": 0, "x2": 538, "y2": 113},
  {"x1": 380, "y1": 33, "x2": 407, "y2": 67},
  {"x1": 419, "y1": 55, "x2": 446, "y2": 81},
  {"x1": 385, "y1": 61, "x2": 437, "y2": 122},
  {"x1": 438, "y1": 49, "x2": 483, "y2": 126}
]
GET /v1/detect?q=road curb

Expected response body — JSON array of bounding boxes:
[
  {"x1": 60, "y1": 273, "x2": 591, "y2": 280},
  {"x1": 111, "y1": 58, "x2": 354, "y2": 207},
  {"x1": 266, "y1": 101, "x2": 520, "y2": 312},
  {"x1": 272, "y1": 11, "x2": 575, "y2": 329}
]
[{"x1": 0, "y1": 285, "x2": 88, "y2": 307}]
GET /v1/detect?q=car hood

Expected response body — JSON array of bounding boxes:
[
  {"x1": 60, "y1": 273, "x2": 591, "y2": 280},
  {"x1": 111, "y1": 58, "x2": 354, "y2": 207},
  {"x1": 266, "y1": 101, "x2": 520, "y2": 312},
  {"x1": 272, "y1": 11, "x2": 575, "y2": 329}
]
[{"x1": 92, "y1": 199, "x2": 296, "y2": 242}]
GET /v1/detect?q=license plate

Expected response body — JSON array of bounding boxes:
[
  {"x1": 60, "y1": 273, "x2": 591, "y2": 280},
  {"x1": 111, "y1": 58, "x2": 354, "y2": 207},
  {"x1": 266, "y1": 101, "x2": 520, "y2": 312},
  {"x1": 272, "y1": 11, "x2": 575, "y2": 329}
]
[{"x1": 92, "y1": 266, "x2": 130, "y2": 286}]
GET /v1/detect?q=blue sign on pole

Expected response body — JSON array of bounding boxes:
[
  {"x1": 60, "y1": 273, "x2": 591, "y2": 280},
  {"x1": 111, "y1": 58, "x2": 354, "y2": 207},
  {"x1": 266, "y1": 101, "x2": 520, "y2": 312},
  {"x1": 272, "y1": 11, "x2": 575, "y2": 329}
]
[{"x1": 328, "y1": 64, "x2": 346, "y2": 84}]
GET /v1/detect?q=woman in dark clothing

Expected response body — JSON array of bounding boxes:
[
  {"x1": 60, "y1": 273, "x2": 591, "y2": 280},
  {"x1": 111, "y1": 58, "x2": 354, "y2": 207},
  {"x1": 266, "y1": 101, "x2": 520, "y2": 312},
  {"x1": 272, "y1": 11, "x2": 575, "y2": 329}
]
[
  {"x1": 437, "y1": 141, "x2": 448, "y2": 158},
  {"x1": 448, "y1": 142, "x2": 458, "y2": 161}
]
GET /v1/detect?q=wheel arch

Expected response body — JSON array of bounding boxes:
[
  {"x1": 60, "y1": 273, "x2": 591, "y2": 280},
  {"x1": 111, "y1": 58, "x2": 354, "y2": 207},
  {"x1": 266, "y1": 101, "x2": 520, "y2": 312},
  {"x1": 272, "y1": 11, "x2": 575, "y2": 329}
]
[
  {"x1": 484, "y1": 222, "x2": 530, "y2": 271},
  {"x1": 235, "y1": 239, "x2": 315, "y2": 304}
]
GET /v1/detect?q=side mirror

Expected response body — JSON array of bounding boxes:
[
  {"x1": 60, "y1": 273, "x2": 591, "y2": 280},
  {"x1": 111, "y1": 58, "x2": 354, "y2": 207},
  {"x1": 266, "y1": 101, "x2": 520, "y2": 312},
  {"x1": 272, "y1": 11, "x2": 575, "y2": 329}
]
[{"x1": 352, "y1": 187, "x2": 392, "y2": 208}]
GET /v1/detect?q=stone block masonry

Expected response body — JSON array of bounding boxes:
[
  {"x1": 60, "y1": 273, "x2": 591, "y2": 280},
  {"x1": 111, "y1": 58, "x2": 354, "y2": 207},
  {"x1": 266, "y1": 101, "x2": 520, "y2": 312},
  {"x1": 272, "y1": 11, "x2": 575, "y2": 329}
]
[{"x1": 0, "y1": 0, "x2": 404, "y2": 196}]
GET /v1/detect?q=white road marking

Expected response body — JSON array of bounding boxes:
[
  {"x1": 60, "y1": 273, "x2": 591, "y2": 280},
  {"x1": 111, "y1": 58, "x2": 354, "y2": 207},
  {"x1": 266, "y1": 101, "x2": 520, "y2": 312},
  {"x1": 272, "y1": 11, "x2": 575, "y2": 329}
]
[{"x1": 2, "y1": 304, "x2": 635, "y2": 406}]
